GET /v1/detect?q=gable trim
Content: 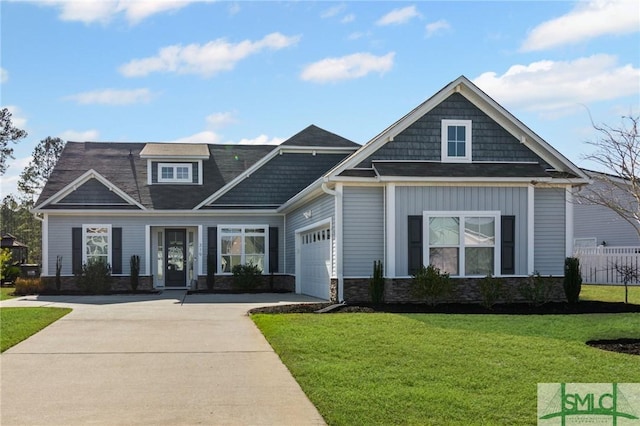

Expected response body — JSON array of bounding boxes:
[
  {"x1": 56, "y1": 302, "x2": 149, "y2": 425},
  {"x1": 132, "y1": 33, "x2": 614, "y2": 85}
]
[
  {"x1": 325, "y1": 76, "x2": 588, "y2": 182},
  {"x1": 35, "y1": 169, "x2": 146, "y2": 211}
]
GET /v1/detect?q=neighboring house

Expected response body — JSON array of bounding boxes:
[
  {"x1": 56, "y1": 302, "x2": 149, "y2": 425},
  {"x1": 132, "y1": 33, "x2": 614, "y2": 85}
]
[
  {"x1": 573, "y1": 169, "x2": 640, "y2": 248},
  {"x1": 34, "y1": 76, "x2": 589, "y2": 302}
]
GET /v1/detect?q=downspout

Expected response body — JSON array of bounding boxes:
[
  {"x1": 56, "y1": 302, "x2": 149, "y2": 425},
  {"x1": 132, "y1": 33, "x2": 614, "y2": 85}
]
[{"x1": 322, "y1": 180, "x2": 343, "y2": 302}]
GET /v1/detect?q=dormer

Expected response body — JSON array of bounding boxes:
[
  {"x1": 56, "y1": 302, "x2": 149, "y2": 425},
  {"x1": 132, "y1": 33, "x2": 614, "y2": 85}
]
[{"x1": 140, "y1": 143, "x2": 210, "y2": 185}]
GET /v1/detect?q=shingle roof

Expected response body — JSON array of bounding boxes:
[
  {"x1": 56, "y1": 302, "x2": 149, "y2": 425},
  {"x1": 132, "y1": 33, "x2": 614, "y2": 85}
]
[
  {"x1": 280, "y1": 125, "x2": 360, "y2": 147},
  {"x1": 372, "y1": 162, "x2": 554, "y2": 178}
]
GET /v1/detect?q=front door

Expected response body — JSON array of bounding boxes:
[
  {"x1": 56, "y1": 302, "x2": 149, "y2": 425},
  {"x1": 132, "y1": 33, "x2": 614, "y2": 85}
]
[{"x1": 165, "y1": 229, "x2": 186, "y2": 287}]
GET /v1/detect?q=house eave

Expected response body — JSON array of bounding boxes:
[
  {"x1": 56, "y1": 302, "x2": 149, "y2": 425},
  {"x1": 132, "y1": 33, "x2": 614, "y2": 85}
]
[{"x1": 32, "y1": 208, "x2": 283, "y2": 216}]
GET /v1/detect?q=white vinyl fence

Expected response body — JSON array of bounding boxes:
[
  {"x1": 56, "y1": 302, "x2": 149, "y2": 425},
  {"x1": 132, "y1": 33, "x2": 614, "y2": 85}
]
[{"x1": 574, "y1": 246, "x2": 640, "y2": 285}]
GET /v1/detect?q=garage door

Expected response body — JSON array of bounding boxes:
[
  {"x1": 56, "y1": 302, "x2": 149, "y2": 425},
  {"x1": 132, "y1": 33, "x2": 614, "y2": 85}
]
[{"x1": 299, "y1": 227, "x2": 331, "y2": 300}]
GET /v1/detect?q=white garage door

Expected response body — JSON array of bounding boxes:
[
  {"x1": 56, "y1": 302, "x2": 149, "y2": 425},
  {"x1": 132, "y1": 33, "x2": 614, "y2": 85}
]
[{"x1": 299, "y1": 227, "x2": 331, "y2": 300}]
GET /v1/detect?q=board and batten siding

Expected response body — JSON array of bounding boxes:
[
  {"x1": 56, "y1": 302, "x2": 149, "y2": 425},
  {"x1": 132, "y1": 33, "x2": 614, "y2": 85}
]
[
  {"x1": 534, "y1": 188, "x2": 566, "y2": 275},
  {"x1": 285, "y1": 193, "x2": 335, "y2": 275},
  {"x1": 47, "y1": 214, "x2": 284, "y2": 276},
  {"x1": 342, "y1": 186, "x2": 384, "y2": 276},
  {"x1": 394, "y1": 186, "x2": 529, "y2": 276}
]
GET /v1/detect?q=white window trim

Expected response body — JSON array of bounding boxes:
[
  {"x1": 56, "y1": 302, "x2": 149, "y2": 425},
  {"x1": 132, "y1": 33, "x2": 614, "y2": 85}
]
[
  {"x1": 158, "y1": 163, "x2": 193, "y2": 183},
  {"x1": 441, "y1": 119, "x2": 472, "y2": 163},
  {"x1": 82, "y1": 224, "x2": 112, "y2": 266},
  {"x1": 423, "y1": 211, "x2": 500, "y2": 277},
  {"x1": 217, "y1": 225, "x2": 269, "y2": 275}
]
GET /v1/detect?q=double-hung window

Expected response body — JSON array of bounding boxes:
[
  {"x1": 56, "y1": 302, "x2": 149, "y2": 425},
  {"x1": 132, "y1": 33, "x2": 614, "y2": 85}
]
[
  {"x1": 158, "y1": 163, "x2": 192, "y2": 183},
  {"x1": 441, "y1": 120, "x2": 472, "y2": 162},
  {"x1": 83, "y1": 225, "x2": 111, "y2": 265},
  {"x1": 425, "y1": 211, "x2": 499, "y2": 276},
  {"x1": 219, "y1": 226, "x2": 266, "y2": 273}
]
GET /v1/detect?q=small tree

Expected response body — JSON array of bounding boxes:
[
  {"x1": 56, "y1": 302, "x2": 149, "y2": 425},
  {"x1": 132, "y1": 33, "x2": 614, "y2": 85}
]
[
  {"x1": 563, "y1": 257, "x2": 582, "y2": 304},
  {"x1": 55, "y1": 255, "x2": 63, "y2": 291},
  {"x1": 612, "y1": 261, "x2": 639, "y2": 304},
  {"x1": 579, "y1": 115, "x2": 640, "y2": 240},
  {"x1": 232, "y1": 263, "x2": 261, "y2": 291},
  {"x1": 411, "y1": 264, "x2": 452, "y2": 306},
  {"x1": 130, "y1": 255, "x2": 140, "y2": 291},
  {"x1": 18, "y1": 136, "x2": 65, "y2": 201},
  {"x1": 369, "y1": 260, "x2": 384, "y2": 304},
  {"x1": 0, "y1": 107, "x2": 28, "y2": 175}
]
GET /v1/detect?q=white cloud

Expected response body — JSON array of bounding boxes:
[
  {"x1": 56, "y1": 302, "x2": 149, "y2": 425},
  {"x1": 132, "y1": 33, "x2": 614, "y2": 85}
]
[
  {"x1": 235, "y1": 135, "x2": 284, "y2": 146},
  {"x1": 1, "y1": 156, "x2": 32, "y2": 198},
  {"x1": 341, "y1": 14, "x2": 355, "y2": 24},
  {"x1": 521, "y1": 0, "x2": 640, "y2": 51},
  {"x1": 206, "y1": 112, "x2": 237, "y2": 129},
  {"x1": 321, "y1": 4, "x2": 346, "y2": 19},
  {"x1": 5, "y1": 106, "x2": 27, "y2": 129},
  {"x1": 301, "y1": 52, "x2": 395, "y2": 83},
  {"x1": 64, "y1": 88, "x2": 154, "y2": 105},
  {"x1": 425, "y1": 20, "x2": 451, "y2": 38},
  {"x1": 228, "y1": 2, "x2": 241, "y2": 16},
  {"x1": 33, "y1": 0, "x2": 204, "y2": 25},
  {"x1": 58, "y1": 129, "x2": 100, "y2": 141},
  {"x1": 0, "y1": 67, "x2": 8, "y2": 84},
  {"x1": 119, "y1": 32, "x2": 301, "y2": 78},
  {"x1": 472, "y1": 55, "x2": 640, "y2": 114},
  {"x1": 172, "y1": 131, "x2": 222, "y2": 144},
  {"x1": 376, "y1": 5, "x2": 420, "y2": 26}
]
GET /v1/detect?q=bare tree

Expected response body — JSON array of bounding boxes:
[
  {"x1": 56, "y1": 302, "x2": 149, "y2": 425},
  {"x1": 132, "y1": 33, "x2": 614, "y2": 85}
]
[
  {"x1": 580, "y1": 115, "x2": 640, "y2": 240},
  {"x1": 18, "y1": 136, "x2": 65, "y2": 201}
]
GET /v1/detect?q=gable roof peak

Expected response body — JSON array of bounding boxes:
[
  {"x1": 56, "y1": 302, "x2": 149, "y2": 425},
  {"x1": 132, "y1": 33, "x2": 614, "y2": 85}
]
[{"x1": 280, "y1": 124, "x2": 360, "y2": 147}]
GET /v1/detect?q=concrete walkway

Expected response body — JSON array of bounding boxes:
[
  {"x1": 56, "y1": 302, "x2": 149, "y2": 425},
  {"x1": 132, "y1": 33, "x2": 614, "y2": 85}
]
[{"x1": 0, "y1": 292, "x2": 326, "y2": 425}]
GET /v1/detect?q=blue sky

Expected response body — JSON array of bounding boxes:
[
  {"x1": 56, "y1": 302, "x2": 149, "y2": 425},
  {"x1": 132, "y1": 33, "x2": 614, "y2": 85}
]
[{"x1": 1, "y1": 0, "x2": 639, "y2": 198}]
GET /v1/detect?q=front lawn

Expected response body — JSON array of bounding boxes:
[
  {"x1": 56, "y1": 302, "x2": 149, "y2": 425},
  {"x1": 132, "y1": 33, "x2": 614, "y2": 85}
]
[
  {"x1": 1, "y1": 287, "x2": 16, "y2": 301},
  {"x1": 253, "y1": 313, "x2": 640, "y2": 425},
  {"x1": 1, "y1": 307, "x2": 72, "y2": 352},
  {"x1": 581, "y1": 284, "x2": 640, "y2": 304}
]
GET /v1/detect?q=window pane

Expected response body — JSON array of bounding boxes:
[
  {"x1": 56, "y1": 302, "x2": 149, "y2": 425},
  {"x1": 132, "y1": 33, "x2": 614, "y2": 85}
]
[
  {"x1": 161, "y1": 167, "x2": 173, "y2": 179},
  {"x1": 457, "y1": 126, "x2": 465, "y2": 141},
  {"x1": 245, "y1": 228, "x2": 265, "y2": 234},
  {"x1": 429, "y1": 217, "x2": 459, "y2": 245},
  {"x1": 221, "y1": 255, "x2": 241, "y2": 273},
  {"x1": 448, "y1": 126, "x2": 456, "y2": 141},
  {"x1": 429, "y1": 247, "x2": 458, "y2": 275},
  {"x1": 464, "y1": 217, "x2": 495, "y2": 245},
  {"x1": 86, "y1": 235, "x2": 109, "y2": 256},
  {"x1": 456, "y1": 141, "x2": 465, "y2": 156},
  {"x1": 245, "y1": 236, "x2": 265, "y2": 255},
  {"x1": 448, "y1": 141, "x2": 456, "y2": 157},
  {"x1": 245, "y1": 255, "x2": 264, "y2": 271},
  {"x1": 220, "y1": 228, "x2": 241, "y2": 234},
  {"x1": 465, "y1": 247, "x2": 494, "y2": 275},
  {"x1": 221, "y1": 236, "x2": 242, "y2": 255},
  {"x1": 176, "y1": 167, "x2": 189, "y2": 180}
]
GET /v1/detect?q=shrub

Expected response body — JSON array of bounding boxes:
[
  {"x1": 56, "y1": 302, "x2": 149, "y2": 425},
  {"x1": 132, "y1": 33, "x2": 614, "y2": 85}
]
[
  {"x1": 411, "y1": 264, "x2": 452, "y2": 306},
  {"x1": 479, "y1": 275, "x2": 503, "y2": 309},
  {"x1": 55, "y1": 256, "x2": 63, "y2": 291},
  {"x1": 369, "y1": 260, "x2": 384, "y2": 304},
  {"x1": 14, "y1": 277, "x2": 45, "y2": 295},
  {"x1": 130, "y1": 255, "x2": 140, "y2": 291},
  {"x1": 518, "y1": 272, "x2": 552, "y2": 306},
  {"x1": 563, "y1": 257, "x2": 582, "y2": 304},
  {"x1": 1, "y1": 249, "x2": 20, "y2": 283},
  {"x1": 76, "y1": 258, "x2": 112, "y2": 294},
  {"x1": 232, "y1": 263, "x2": 262, "y2": 291},
  {"x1": 206, "y1": 254, "x2": 216, "y2": 291}
]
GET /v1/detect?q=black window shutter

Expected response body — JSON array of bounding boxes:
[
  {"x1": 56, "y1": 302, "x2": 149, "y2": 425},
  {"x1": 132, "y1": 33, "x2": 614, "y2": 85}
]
[
  {"x1": 112, "y1": 228, "x2": 122, "y2": 274},
  {"x1": 501, "y1": 216, "x2": 515, "y2": 275},
  {"x1": 269, "y1": 227, "x2": 279, "y2": 273},
  {"x1": 207, "y1": 227, "x2": 217, "y2": 273},
  {"x1": 408, "y1": 216, "x2": 423, "y2": 275},
  {"x1": 72, "y1": 227, "x2": 82, "y2": 274}
]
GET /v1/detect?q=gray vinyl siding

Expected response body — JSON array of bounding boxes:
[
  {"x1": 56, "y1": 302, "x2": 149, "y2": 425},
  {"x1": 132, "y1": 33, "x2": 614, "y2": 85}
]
[
  {"x1": 285, "y1": 193, "x2": 335, "y2": 275},
  {"x1": 343, "y1": 186, "x2": 384, "y2": 276},
  {"x1": 46, "y1": 214, "x2": 284, "y2": 276},
  {"x1": 394, "y1": 186, "x2": 529, "y2": 276},
  {"x1": 534, "y1": 188, "x2": 566, "y2": 275}
]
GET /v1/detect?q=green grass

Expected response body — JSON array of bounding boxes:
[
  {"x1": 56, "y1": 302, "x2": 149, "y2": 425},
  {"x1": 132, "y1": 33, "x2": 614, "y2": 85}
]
[
  {"x1": 581, "y1": 284, "x2": 640, "y2": 304},
  {"x1": 1, "y1": 307, "x2": 72, "y2": 352},
  {"x1": 1, "y1": 287, "x2": 16, "y2": 301},
  {"x1": 253, "y1": 313, "x2": 640, "y2": 425}
]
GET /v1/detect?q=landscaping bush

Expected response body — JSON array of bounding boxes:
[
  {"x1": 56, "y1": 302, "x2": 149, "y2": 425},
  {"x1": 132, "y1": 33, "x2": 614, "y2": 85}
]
[
  {"x1": 55, "y1": 256, "x2": 63, "y2": 291},
  {"x1": 518, "y1": 272, "x2": 552, "y2": 306},
  {"x1": 232, "y1": 263, "x2": 262, "y2": 291},
  {"x1": 410, "y1": 264, "x2": 452, "y2": 305},
  {"x1": 563, "y1": 257, "x2": 582, "y2": 304},
  {"x1": 14, "y1": 277, "x2": 45, "y2": 295},
  {"x1": 76, "y1": 258, "x2": 112, "y2": 294},
  {"x1": 479, "y1": 275, "x2": 503, "y2": 309},
  {"x1": 369, "y1": 260, "x2": 384, "y2": 304},
  {"x1": 1, "y1": 249, "x2": 20, "y2": 284},
  {"x1": 130, "y1": 255, "x2": 140, "y2": 291}
]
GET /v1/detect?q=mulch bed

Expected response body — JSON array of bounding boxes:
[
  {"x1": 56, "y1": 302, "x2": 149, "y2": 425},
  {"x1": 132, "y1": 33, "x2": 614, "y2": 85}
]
[{"x1": 587, "y1": 339, "x2": 640, "y2": 356}]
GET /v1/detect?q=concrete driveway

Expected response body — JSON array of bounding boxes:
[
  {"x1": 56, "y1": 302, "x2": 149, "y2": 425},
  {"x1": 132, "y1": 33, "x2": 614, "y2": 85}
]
[{"x1": 0, "y1": 292, "x2": 326, "y2": 425}]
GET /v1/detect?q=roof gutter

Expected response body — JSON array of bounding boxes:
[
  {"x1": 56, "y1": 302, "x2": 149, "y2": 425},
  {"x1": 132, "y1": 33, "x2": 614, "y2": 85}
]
[{"x1": 321, "y1": 181, "x2": 336, "y2": 196}]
